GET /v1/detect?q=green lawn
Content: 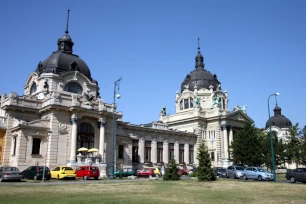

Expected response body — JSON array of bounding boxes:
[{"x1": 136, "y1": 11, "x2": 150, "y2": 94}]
[{"x1": 0, "y1": 179, "x2": 305, "y2": 204}]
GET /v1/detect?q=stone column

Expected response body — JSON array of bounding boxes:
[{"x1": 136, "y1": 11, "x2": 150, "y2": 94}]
[
  {"x1": 138, "y1": 138, "x2": 145, "y2": 163},
  {"x1": 151, "y1": 139, "x2": 157, "y2": 164},
  {"x1": 69, "y1": 114, "x2": 78, "y2": 162},
  {"x1": 174, "y1": 141, "x2": 179, "y2": 163},
  {"x1": 163, "y1": 141, "x2": 169, "y2": 164},
  {"x1": 229, "y1": 126, "x2": 233, "y2": 158},
  {"x1": 224, "y1": 126, "x2": 228, "y2": 159},
  {"x1": 184, "y1": 143, "x2": 189, "y2": 164},
  {"x1": 98, "y1": 118, "x2": 106, "y2": 163}
]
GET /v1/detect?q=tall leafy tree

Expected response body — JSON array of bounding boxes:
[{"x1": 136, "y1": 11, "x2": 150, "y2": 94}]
[
  {"x1": 276, "y1": 138, "x2": 288, "y2": 168},
  {"x1": 230, "y1": 123, "x2": 263, "y2": 167},
  {"x1": 299, "y1": 126, "x2": 306, "y2": 165},
  {"x1": 286, "y1": 123, "x2": 301, "y2": 168},
  {"x1": 196, "y1": 140, "x2": 216, "y2": 181}
]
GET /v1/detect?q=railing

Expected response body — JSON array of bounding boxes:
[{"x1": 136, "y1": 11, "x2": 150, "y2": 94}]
[{"x1": 0, "y1": 116, "x2": 7, "y2": 129}]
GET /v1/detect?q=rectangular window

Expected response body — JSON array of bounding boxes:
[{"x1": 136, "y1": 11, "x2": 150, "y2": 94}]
[
  {"x1": 211, "y1": 152, "x2": 215, "y2": 161},
  {"x1": 190, "y1": 98, "x2": 193, "y2": 108},
  {"x1": 179, "y1": 144, "x2": 184, "y2": 164},
  {"x1": 189, "y1": 145, "x2": 194, "y2": 164},
  {"x1": 32, "y1": 138, "x2": 41, "y2": 155},
  {"x1": 184, "y1": 99, "x2": 189, "y2": 109},
  {"x1": 132, "y1": 140, "x2": 139, "y2": 162},
  {"x1": 157, "y1": 142, "x2": 163, "y2": 163},
  {"x1": 145, "y1": 141, "x2": 151, "y2": 162},
  {"x1": 118, "y1": 145, "x2": 124, "y2": 159},
  {"x1": 180, "y1": 100, "x2": 183, "y2": 110},
  {"x1": 169, "y1": 143, "x2": 174, "y2": 161},
  {"x1": 13, "y1": 137, "x2": 17, "y2": 155}
]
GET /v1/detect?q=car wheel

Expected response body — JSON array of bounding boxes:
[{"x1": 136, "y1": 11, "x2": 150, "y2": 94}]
[
  {"x1": 290, "y1": 177, "x2": 296, "y2": 183},
  {"x1": 47, "y1": 176, "x2": 51, "y2": 180},
  {"x1": 243, "y1": 175, "x2": 248, "y2": 180},
  {"x1": 34, "y1": 176, "x2": 37, "y2": 180},
  {"x1": 57, "y1": 175, "x2": 60, "y2": 180},
  {"x1": 94, "y1": 177, "x2": 98, "y2": 180},
  {"x1": 233, "y1": 174, "x2": 237, "y2": 179},
  {"x1": 258, "y1": 175, "x2": 262, "y2": 181},
  {"x1": 83, "y1": 175, "x2": 88, "y2": 180}
]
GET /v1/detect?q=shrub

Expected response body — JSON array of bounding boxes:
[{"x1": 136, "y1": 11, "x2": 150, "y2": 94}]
[{"x1": 163, "y1": 159, "x2": 181, "y2": 181}]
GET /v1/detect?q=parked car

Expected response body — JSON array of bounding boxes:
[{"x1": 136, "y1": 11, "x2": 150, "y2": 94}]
[
  {"x1": 51, "y1": 166, "x2": 76, "y2": 180},
  {"x1": 215, "y1": 167, "x2": 227, "y2": 178},
  {"x1": 286, "y1": 168, "x2": 306, "y2": 183},
  {"x1": 177, "y1": 169, "x2": 188, "y2": 175},
  {"x1": 227, "y1": 165, "x2": 245, "y2": 179},
  {"x1": 137, "y1": 167, "x2": 160, "y2": 178},
  {"x1": 114, "y1": 168, "x2": 137, "y2": 178},
  {"x1": 0, "y1": 166, "x2": 23, "y2": 182},
  {"x1": 22, "y1": 166, "x2": 51, "y2": 180},
  {"x1": 76, "y1": 166, "x2": 100, "y2": 180},
  {"x1": 243, "y1": 167, "x2": 274, "y2": 181}
]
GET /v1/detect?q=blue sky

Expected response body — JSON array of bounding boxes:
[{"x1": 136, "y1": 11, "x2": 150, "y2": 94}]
[{"x1": 0, "y1": 0, "x2": 305, "y2": 129}]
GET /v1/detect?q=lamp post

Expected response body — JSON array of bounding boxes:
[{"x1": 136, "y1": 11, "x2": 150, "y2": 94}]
[
  {"x1": 268, "y1": 92, "x2": 279, "y2": 182},
  {"x1": 109, "y1": 77, "x2": 122, "y2": 180},
  {"x1": 42, "y1": 130, "x2": 52, "y2": 183},
  {"x1": 211, "y1": 136, "x2": 215, "y2": 168}
]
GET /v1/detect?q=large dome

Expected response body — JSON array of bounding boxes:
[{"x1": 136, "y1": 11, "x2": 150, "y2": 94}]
[
  {"x1": 181, "y1": 69, "x2": 220, "y2": 92},
  {"x1": 35, "y1": 51, "x2": 92, "y2": 81},
  {"x1": 35, "y1": 28, "x2": 92, "y2": 81},
  {"x1": 180, "y1": 43, "x2": 220, "y2": 92},
  {"x1": 265, "y1": 105, "x2": 292, "y2": 129}
]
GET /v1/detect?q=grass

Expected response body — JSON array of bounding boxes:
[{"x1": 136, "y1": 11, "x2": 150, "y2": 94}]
[{"x1": 0, "y1": 179, "x2": 305, "y2": 204}]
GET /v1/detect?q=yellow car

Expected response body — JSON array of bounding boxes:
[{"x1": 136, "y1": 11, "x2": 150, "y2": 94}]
[{"x1": 51, "y1": 166, "x2": 76, "y2": 180}]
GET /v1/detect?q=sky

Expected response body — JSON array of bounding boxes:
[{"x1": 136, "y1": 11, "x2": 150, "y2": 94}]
[{"x1": 0, "y1": 0, "x2": 305, "y2": 129}]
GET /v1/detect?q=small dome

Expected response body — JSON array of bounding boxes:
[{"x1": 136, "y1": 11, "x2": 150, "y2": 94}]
[{"x1": 265, "y1": 105, "x2": 292, "y2": 129}]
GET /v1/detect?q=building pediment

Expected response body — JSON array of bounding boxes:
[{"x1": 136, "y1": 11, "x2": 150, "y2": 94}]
[
  {"x1": 226, "y1": 110, "x2": 254, "y2": 124},
  {"x1": 12, "y1": 118, "x2": 50, "y2": 131}
]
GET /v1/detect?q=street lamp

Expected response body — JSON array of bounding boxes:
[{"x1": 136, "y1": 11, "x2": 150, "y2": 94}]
[
  {"x1": 42, "y1": 130, "x2": 52, "y2": 182},
  {"x1": 268, "y1": 92, "x2": 279, "y2": 182},
  {"x1": 109, "y1": 77, "x2": 122, "y2": 179}
]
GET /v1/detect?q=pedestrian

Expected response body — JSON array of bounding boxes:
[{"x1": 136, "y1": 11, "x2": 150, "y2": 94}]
[{"x1": 161, "y1": 165, "x2": 165, "y2": 178}]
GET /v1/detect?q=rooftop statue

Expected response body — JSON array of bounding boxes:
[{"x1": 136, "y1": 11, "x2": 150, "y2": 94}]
[
  {"x1": 160, "y1": 106, "x2": 166, "y2": 117},
  {"x1": 193, "y1": 96, "x2": 202, "y2": 111},
  {"x1": 211, "y1": 95, "x2": 221, "y2": 109}
]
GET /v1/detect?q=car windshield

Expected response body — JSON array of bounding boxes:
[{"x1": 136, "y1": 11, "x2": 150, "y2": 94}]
[
  {"x1": 257, "y1": 168, "x2": 268, "y2": 172},
  {"x1": 4, "y1": 167, "x2": 19, "y2": 171},
  {"x1": 63, "y1": 167, "x2": 73, "y2": 170},
  {"x1": 218, "y1": 169, "x2": 226, "y2": 172},
  {"x1": 236, "y1": 167, "x2": 244, "y2": 171}
]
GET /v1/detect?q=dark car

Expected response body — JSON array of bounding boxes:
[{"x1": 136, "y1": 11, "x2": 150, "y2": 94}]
[
  {"x1": 76, "y1": 166, "x2": 100, "y2": 180},
  {"x1": 215, "y1": 168, "x2": 227, "y2": 178},
  {"x1": 22, "y1": 166, "x2": 51, "y2": 180},
  {"x1": 114, "y1": 168, "x2": 137, "y2": 178}
]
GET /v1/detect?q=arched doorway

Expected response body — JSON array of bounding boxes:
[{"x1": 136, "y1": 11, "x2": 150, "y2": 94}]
[{"x1": 77, "y1": 122, "x2": 94, "y2": 150}]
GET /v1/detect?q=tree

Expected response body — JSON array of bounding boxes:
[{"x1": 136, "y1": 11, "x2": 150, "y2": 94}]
[
  {"x1": 196, "y1": 140, "x2": 216, "y2": 181},
  {"x1": 163, "y1": 159, "x2": 181, "y2": 180},
  {"x1": 286, "y1": 123, "x2": 301, "y2": 168},
  {"x1": 299, "y1": 126, "x2": 306, "y2": 165},
  {"x1": 230, "y1": 123, "x2": 263, "y2": 167}
]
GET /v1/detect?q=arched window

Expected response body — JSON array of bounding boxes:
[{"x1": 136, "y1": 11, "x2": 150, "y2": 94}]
[
  {"x1": 30, "y1": 83, "x2": 37, "y2": 94},
  {"x1": 64, "y1": 82, "x2": 83, "y2": 94},
  {"x1": 77, "y1": 122, "x2": 94, "y2": 150},
  {"x1": 190, "y1": 97, "x2": 194, "y2": 108}
]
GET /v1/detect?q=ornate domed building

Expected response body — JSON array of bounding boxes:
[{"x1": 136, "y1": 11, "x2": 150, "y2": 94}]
[
  {"x1": 0, "y1": 12, "x2": 254, "y2": 174},
  {"x1": 160, "y1": 39, "x2": 253, "y2": 168}
]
